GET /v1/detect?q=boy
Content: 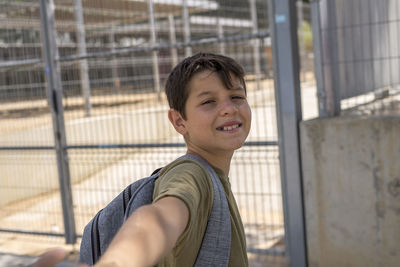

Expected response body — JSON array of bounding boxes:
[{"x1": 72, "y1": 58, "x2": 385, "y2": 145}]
[{"x1": 34, "y1": 53, "x2": 251, "y2": 267}]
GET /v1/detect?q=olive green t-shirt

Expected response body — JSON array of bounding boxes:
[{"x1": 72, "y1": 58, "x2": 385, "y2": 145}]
[{"x1": 153, "y1": 158, "x2": 248, "y2": 267}]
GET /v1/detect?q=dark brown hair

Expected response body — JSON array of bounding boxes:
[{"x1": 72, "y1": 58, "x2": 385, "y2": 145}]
[{"x1": 165, "y1": 52, "x2": 246, "y2": 119}]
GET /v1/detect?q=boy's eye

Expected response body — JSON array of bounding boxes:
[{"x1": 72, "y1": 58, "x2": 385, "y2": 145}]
[
  {"x1": 201, "y1": 99, "x2": 215, "y2": 105},
  {"x1": 232, "y1": 95, "x2": 245, "y2": 100}
]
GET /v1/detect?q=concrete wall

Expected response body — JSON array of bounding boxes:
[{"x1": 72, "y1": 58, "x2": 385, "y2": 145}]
[
  {"x1": 300, "y1": 116, "x2": 400, "y2": 267},
  {"x1": 0, "y1": 107, "x2": 174, "y2": 147}
]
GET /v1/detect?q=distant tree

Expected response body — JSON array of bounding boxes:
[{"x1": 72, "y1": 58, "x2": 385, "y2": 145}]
[{"x1": 298, "y1": 20, "x2": 313, "y2": 51}]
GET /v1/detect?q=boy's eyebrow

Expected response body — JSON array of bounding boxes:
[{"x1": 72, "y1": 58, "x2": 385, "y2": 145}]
[
  {"x1": 196, "y1": 91, "x2": 212, "y2": 97},
  {"x1": 196, "y1": 86, "x2": 245, "y2": 98},
  {"x1": 232, "y1": 85, "x2": 245, "y2": 91}
]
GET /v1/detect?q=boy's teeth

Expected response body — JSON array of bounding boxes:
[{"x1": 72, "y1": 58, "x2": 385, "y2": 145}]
[{"x1": 223, "y1": 124, "x2": 239, "y2": 131}]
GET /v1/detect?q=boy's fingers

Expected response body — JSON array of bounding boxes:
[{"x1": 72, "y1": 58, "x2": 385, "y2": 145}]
[{"x1": 31, "y1": 248, "x2": 67, "y2": 267}]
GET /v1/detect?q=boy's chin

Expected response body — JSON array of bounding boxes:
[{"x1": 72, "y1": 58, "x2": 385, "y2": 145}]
[{"x1": 224, "y1": 140, "x2": 247, "y2": 151}]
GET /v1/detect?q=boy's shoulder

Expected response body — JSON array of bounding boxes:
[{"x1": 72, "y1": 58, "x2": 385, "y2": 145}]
[
  {"x1": 156, "y1": 157, "x2": 213, "y2": 192},
  {"x1": 160, "y1": 156, "x2": 210, "y2": 177},
  {"x1": 157, "y1": 155, "x2": 226, "y2": 188}
]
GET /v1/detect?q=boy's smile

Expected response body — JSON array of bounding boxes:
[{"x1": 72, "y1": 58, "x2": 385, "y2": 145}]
[
  {"x1": 216, "y1": 121, "x2": 242, "y2": 132},
  {"x1": 172, "y1": 70, "x2": 251, "y2": 157}
]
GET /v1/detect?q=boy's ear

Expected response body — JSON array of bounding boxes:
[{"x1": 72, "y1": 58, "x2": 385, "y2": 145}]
[{"x1": 168, "y1": 109, "x2": 187, "y2": 135}]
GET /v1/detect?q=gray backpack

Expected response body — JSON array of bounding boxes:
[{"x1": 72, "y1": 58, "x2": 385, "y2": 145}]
[{"x1": 79, "y1": 154, "x2": 231, "y2": 266}]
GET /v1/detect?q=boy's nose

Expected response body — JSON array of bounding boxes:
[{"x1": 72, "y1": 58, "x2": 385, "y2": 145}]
[{"x1": 219, "y1": 99, "x2": 238, "y2": 116}]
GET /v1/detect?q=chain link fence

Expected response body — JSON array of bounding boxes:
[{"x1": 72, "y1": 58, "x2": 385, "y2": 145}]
[
  {"x1": 0, "y1": 0, "x2": 293, "y2": 265},
  {"x1": 312, "y1": 0, "x2": 400, "y2": 117}
]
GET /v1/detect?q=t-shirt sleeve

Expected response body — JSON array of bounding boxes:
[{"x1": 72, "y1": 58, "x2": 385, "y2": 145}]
[{"x1": 152, "y1": 160, "x2": 213, "y2": 258}]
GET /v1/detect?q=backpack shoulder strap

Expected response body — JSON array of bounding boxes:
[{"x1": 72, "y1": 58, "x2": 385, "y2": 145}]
[
  {"x1": 180, "y1": 154, "x2": 231, "y2": 267},
  {"x1": 123, "y1": 169, "x2": 161, "y2": 220}
]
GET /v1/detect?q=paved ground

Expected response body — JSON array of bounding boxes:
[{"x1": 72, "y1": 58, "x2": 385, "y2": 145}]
[
  {"x1": 0, "y1": 252, "x2": 76, "y2": 267},
  {"x1": 0, "y1": 251, "x2": 289, "y2": 267}
]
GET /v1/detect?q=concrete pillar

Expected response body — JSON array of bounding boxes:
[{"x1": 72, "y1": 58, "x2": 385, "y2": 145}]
[{"x1": 301, "y1": 116, "x2": 400, "y2": 267}]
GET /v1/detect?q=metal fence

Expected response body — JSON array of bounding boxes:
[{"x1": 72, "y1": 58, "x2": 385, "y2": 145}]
[
  {"x1": 311, "y1": 0, "x2": 400, "y2": 117},
  {"x1": 0, "y1": 0, "x2": 295, "y2": 265}
]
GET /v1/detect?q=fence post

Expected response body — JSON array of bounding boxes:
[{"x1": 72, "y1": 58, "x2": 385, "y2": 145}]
[
  {"x1": 168, "y1": 14, "x2": 179, "y2": 68},
  {"x1": 310, "y1": 0, "x2": 327, "y2": 117},
  {"x1": 297, "y1": 0, "x2": 305, "y2": 82},
  {"x1": 148, "y1": 0, "x2": 161, "y2": 101},
  {"x1": 109, "y1": 25, "x2": 120, "y2": 92},
  {"x1": 310, "y1": 0, "x2": 341, "y2": 117},
  {"x1": 182, "y1": 0, "x2": 192, "y2": 57},
  {"x1": 217, "y1": 17, "x2": 225, "y2": 55},
  {"x1": 74, "y1": 0, "x2": 92, "y2": 116},
  {"x1": 269, "y1": 0, "x2": 308, "y2": 266},
  {"x1": 249, "y1": 0, "x2": 262, "y2": 91},
  {"x1": 39, "y1": 0, "x2": 76, "y2": 244}
]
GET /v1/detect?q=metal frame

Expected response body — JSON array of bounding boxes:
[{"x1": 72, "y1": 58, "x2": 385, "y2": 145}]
[
  {"x1": 39, "y1": 0, "x2": 76, "y2": 244},
  {"x1": 0, "y1": 141, "x2": 277, "y2": 151},
  {"x1": 269, "y1": 0, "x2": 308, "y2": 266},
  {"x1": 0, "y1": 32, "x2": 270, "y2": 70}
]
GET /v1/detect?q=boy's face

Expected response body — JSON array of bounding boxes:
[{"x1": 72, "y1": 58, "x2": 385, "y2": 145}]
[{"x1": 170, "y1": 70, "x2": 251, "y2": 156}]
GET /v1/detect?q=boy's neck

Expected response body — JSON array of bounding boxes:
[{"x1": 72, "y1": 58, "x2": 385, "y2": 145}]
[{"x1": 186, "y1": 149, "x2": 233, "y2": 176}]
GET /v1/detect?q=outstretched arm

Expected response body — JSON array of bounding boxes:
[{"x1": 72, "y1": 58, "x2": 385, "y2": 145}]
[
  {"x1": 32, "y1": 196, "x2": 189, "y2": 267},
  {"x1": 97, "y1": 196, "x2": 189, "y2": 267}
]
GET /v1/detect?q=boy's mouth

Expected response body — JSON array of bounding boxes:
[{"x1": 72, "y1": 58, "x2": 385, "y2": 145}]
[{"x1": 217, "y1": 123, "x2": 242, "y2": 131}]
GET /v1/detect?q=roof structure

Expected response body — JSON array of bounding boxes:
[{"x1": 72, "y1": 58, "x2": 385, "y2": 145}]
[{"x1": 0, "y1": 0, "x2": 219, "y2": 31}]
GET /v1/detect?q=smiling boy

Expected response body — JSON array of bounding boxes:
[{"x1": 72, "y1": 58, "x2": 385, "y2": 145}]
[
  {"x1": 33, "y1": 53, "x2": 251, "y2": 267},
  {"x1": 167, "y1": 54, "x2": 251, "y2": 175},
  {"x1": 156, "y1": 53, "x2": 251, "y2": 266}
]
